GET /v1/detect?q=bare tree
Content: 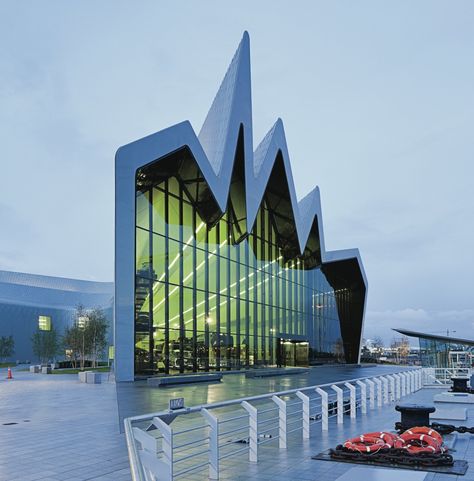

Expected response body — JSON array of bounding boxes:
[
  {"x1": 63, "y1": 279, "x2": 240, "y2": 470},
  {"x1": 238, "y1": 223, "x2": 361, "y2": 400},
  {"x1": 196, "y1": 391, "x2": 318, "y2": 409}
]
[
  {"x1": 62, "y1": 305, "x2": 88, "y2": 369},
  {"x1": 390, "y1": 338, "x2": 400, "y2": 364},
  {"x1": 32, "y1": 328, "x2": 59, "y2": 364},
  {"x1": 87, "y1": 308, "x2": 108, "y2": 368},
  {"x1": 390, "y1": 336, "x2": 411, "y2": 364},
  {"x1": 63, "y1": 323, "x2": 82, "y2": 368},
  {"x1": 63, "y1": 305, "x2": 109, "y2": 369},
  {"x1": 398, "y1": 336, "x2": 411, "y2": 362},
  {"x1": 0, "y1": 336, "x2": 15, "y2": 362},
  {"x1": 372, "y1": 336, "x2": 385, "y2": 359}
]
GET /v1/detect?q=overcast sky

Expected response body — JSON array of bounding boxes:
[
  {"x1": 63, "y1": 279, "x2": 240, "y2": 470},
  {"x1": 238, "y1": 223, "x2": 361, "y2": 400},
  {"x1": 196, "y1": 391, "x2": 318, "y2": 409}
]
[{"x1": 1, "y1": 1, "x2": 473, "y2": 343}]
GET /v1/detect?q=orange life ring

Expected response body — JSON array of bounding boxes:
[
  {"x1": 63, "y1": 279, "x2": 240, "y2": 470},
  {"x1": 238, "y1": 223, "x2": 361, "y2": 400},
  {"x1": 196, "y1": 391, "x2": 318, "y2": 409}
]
[
  {"x1": 402, "y1": 427, "x2": 443, "y2": 445},
  {"x1": 400, "y1": 432, "x2": 442, "y2": 454},
  {"x1": 343, "y1": 435, "x2": 389, "y2": 453},
  {"x1": 362, "y1": 431, "x2": 405, "y2": 449}
]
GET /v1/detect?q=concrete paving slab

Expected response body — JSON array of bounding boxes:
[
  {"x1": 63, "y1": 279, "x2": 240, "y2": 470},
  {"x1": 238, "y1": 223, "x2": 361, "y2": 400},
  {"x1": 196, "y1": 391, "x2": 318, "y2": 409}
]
[{"x1": 335, "y1": 467, "x2": 427, "y2": 481}]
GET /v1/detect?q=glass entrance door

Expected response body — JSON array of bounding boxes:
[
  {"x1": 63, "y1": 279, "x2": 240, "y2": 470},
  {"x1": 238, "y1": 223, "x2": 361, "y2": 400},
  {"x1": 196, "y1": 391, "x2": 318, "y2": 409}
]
[{"x1": 277, "y1": 339, "x2": 309, "y2": 367}]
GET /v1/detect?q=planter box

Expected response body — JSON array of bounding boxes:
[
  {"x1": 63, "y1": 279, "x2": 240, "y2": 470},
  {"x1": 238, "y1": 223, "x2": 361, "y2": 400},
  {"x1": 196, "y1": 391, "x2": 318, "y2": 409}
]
[
  {"x1": 147, "y1": 373, "x2": 222, "y2": 387},
  {"x1": 86, "y1": 372, "x2": 101, "y2": 384},
  {"x1": 246, "y1": 368, "x2": 309, "y2": 378},
  {"x1": 78, "y1": 371, "x2": 91, "y2": 383}
]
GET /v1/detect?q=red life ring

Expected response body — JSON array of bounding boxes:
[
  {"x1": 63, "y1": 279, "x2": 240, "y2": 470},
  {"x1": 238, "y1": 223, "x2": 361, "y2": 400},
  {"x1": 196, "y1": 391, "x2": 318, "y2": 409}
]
[
  {"x1": 363, "y1": 431, "x2": 405, "y2": 449},
  {"x1": 343, "y1": 435, "x2": 389, "y2": 453},
  {"x1": 400, "y1": 432, "x2": 442, "y2": 454},
  {"x1": 402, "y1": 427, "x2": 443, "y2": 445}
]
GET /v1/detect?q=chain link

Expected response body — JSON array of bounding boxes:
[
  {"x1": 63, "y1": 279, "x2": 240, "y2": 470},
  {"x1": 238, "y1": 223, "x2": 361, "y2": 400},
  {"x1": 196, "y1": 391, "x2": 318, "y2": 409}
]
[
  {"x1": 395, "y1": 421, "x2": 474, "y2": 435},
  {"x1": 330, "y1": 446, "x2": 454, "y2": 467},
  {"x1": 430, "y1": 422, "x2": 474, "y2": 435}
]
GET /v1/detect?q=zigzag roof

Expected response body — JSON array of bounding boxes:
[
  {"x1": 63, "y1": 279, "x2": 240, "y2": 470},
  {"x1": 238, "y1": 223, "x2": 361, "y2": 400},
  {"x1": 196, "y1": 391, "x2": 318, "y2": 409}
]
[{"x1": 116, "y1": 32, "x2": 367, "y2": 287}]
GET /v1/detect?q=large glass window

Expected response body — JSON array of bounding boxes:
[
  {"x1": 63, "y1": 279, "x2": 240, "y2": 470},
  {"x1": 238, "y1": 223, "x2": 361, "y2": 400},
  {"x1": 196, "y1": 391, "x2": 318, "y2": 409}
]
[{"x1": 134, "y1": 170, "x2": 352, "y2": 375}]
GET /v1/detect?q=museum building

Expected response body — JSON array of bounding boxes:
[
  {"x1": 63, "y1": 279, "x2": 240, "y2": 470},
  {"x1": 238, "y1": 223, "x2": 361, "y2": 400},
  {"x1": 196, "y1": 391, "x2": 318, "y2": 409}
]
[
  {"x1": 0, "y1": 270, "x2": 113, "y2": 362},
  {"x1": 114, "y1": 33, "x2": 367, "y2": 381}
]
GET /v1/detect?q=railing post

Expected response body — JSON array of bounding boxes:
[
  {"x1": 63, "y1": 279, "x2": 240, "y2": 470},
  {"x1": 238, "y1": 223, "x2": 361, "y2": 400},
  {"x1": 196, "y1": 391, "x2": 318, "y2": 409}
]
[
  {"x1": 131, "y1": 426, "x2": 167, "y2": 481},
  {"x1": 152, "y1": 416, "x2": 173, "y2": 481},
  {"x1": 356, "y1": 380, "x2": 367, "y2": 414},
  {"x1": 387, "y1": 375, "x2": 395, "y2": 402},
  {"x1": 241, "y1": 401, "x2": 258, "y2": 462},
  {"x1": 202, "y1": 408, "x2": 219, "y2": 480},
  {"x1": 381, "y1": 377, "x2": 389, "y2": 405},
  {"x1": 393, "y1": 373, "x2": 401, "y2": 400},
  {"x1": 272, "y1": 395, "x2": 287, "y2": 449},
  {"x1": 296, "y1": 391, "x2": 310, "y2": 439},
  {"x1": 344, "y1": 382, "x2": 356, "y2": 419},
  {"x1": 374, "y1": 378, "x2": 382, "y2": 407},
  {"x1": 401, "y1": 372, "x2": 407, "y2": 395},
  {"x1": 331, "y1": 385, "x2": 344, "y2": 424},
  {"x1": 423, "y1": 367, "x2": 433, "y2": 386},
  {"x1": 409, "y1": 371, "x2": 415, "y2": 393},
  {"x1": 366, "y1": 379, "x2": 375, "y2": 409},
  {"x1": 316, "y1": 387, "x2": 328, "y2": 430}
]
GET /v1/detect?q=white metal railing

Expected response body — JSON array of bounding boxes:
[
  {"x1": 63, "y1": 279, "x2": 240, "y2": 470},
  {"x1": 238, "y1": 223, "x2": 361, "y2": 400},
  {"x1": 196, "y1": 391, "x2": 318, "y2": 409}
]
[
  {"x1": 124, "y1": 368, "x2": 423, "y2": 481},
  {"x1": 422, "y1": 367, "x2": 473, "y2": 386}
]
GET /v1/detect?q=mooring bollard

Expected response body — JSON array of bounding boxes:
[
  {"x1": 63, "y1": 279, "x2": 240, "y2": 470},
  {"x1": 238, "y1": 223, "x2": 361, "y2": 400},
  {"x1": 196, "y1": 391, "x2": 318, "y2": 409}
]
[
  {"x1": 451, "y1": 377, "x2": 469, "y2": 393},
  {"x1": 395, "y1": 403, "x2": 435, "y2": 431}
]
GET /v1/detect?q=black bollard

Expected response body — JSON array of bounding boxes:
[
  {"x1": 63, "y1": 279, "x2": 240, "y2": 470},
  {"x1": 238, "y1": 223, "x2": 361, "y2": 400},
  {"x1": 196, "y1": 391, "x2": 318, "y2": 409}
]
[
  {"x1": 395, "y1": 404, "x2": 435, "y2": 430},
  {"x1": 451, "y1": 377, "x2": 469, "y2": 393}
]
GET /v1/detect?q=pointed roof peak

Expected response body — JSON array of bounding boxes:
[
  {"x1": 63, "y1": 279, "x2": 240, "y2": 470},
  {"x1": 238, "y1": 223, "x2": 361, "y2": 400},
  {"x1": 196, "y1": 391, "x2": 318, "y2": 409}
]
[
  {"x1": 241, "y1": 30, "x2": 250, "y2": 47},
  {"x1": 198, "y1": 32, "x2": 252, "y2": 176}
]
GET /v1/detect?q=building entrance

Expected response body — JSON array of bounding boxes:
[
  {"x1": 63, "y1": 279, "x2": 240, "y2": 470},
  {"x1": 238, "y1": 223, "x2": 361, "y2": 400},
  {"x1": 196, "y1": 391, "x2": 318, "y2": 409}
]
[{"x1": 277, "y1": 339, "x2": 309, "y2": 367}]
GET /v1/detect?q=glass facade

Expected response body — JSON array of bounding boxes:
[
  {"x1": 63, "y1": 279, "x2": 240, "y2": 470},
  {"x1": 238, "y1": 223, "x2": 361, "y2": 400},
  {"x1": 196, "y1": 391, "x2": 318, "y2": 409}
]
[
  {"x1": 134, "y1": 173, "x2": 352, "y2": 375},
  {"x1": 419, "y1": 338, "x2": 474, "y2": 368}
]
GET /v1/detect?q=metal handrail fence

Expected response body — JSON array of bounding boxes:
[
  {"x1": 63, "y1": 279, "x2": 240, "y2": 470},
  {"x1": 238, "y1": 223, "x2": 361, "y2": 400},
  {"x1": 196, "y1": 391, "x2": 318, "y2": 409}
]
[
  {"x1": 125, "y1": 368, "x2": 422, "y2": 481},
  {"x1": 421, "y1": 367, "x2": 472, "y2": 386}
]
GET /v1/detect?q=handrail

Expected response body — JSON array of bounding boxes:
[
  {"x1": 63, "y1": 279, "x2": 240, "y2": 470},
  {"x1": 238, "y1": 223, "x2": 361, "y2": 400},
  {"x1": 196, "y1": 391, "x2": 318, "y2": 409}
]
[
  {"x1": 124, "y1": 367, "x2": 422, "y2": 481},
  {"x1": 124, "y1": 411, "x2": 148, "y2": 481},
  {"x1": 126, "y1": 368, "x2": 415, "y2": 424},
  {"x1": 422, "y1": 367, "x2": 472, "y2": 385}
]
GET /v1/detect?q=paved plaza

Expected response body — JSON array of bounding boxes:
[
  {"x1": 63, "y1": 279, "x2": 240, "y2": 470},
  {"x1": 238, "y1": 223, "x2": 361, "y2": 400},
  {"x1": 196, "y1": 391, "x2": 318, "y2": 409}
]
[
  {"x1": 0, "y1": 365, "x2": 472, "y2": 481},
  {"x1": 0, "y1": 369, "x2": 129, "y2": 481}
]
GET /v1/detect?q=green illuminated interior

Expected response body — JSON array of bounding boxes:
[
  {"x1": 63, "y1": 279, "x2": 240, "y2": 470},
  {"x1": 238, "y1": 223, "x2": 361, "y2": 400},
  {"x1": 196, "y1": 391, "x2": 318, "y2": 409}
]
[
  {"x1": 38, "y1": 315, "x2": 52, "y2": 331},
  {"x1": 134, "y1": 159, "x2": 355, "y2": 375}
]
